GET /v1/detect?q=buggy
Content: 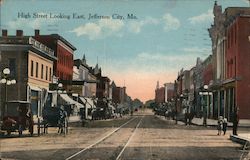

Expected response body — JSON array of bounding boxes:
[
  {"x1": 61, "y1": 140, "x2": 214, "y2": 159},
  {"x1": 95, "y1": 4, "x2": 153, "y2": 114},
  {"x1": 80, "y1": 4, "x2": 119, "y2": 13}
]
[
  {"x1": 1, "y1": 101, "x2": 34, "y2": 136},
  {"x1": 42, "y1": 106, "x2": 69, "y2": 135}
]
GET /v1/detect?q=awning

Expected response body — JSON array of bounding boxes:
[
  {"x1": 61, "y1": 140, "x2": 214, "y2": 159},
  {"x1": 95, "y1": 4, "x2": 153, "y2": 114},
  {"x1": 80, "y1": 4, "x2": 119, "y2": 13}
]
[
  {"x1": 85, "y1": 98, "x2": 94, "y2": 106},
  {"x1": 60, "y1": 94, "x2": 76, "y2": 105},
  {"x1": 29, "y1": 85, "x2": 42, "y2": 91},
  {"x1": 79, "y1": 97, "x2": 87, "y2": 104},
  {"x1": 79, "y1": 97, "x2": 94, "y2": 109},
  {"x1": 75, "y1": 102, "x2": 84, "y2": 109},
  {"x1": 59, "y1": 94, "x2": 84, "y2": 109}
]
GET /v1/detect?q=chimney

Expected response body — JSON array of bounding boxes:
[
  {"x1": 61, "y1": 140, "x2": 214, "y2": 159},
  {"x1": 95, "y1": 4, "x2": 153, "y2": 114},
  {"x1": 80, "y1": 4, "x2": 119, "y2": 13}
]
[
  {"x1": 16, "y1": 30, "x2": 23, "y2": 37},
  {"x1": 35, "y1": 29, "x2": 40, "y2": 36},
  {"x1": 2, "y1": 29, "x2": 7, "y2": 37}
]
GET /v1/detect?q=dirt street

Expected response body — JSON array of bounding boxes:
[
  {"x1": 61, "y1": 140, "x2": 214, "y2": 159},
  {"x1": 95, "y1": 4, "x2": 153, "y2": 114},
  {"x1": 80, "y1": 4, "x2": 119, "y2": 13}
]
[{"x1": 0, "y1": 109, "x2": 247, "y2": 160}]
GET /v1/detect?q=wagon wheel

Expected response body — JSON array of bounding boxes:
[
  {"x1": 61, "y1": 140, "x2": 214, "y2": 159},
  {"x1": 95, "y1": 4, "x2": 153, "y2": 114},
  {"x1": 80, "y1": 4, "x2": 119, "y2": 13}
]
[
  {"x1": 29, "y1": 124, "x2": 34, "y2": 136},
  {"x1": 7, "y1": 129, "x2": 11, "y2": 136},
  {"x1": 64, "y1": 118, "x2": 68, "y2": 136},
  {"x1": 37, "y1": 118, "x2": 41, "y2": 136}
]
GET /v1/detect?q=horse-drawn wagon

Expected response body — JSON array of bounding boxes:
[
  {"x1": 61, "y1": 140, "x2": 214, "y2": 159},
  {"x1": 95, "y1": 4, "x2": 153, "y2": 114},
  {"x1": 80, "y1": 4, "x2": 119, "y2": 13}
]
[
  {"x1": 1, "y1": 101, "x2": 34, "y2": 136},
  {"x1": 41, "y1": 105, "x2": 69, "y2": 135}
]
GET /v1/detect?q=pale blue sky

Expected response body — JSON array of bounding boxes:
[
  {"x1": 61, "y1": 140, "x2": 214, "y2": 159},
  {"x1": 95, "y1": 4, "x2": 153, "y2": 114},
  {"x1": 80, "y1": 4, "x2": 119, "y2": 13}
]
[{"x1": 0, "y1": 0, "x2": 249, "y2": 101}]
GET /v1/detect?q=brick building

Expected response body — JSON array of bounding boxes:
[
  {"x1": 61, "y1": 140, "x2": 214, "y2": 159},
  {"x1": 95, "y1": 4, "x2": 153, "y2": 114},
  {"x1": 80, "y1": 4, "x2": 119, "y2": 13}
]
[
  {"x1": 209, "y1": 2, "x2": 250, "y2": 120},
  {"x1": 224, "y1": 14, "x2": 250, "y2": 119},
  {"x1": 0, "y1": 30, "x2": 57, "y2": 119},
  {"x1": 111, "y1": 81, "x2": 126, "y2": 105},
  {"x1": 164, "y1": 83, "x2": 174, "y2": 102},
  {"x1": 155, "y1": 81, "x2": 165, "y2": 104},
  {"x1": 33, "y1": 30, "x2": 76, "y2": 90},
  {"x1": 73, "y1": 56, "x2": 97, "y2": 98}
]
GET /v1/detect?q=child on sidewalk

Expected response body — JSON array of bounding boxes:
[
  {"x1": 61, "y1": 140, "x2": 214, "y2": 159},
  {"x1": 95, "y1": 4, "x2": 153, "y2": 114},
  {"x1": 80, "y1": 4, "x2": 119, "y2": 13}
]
[
  {"x1": 217, "y1": 116, "x2": 223, "y2": 135},
  {"x1": 222, "y1": 118, "x2": 228, "y2": 135}
]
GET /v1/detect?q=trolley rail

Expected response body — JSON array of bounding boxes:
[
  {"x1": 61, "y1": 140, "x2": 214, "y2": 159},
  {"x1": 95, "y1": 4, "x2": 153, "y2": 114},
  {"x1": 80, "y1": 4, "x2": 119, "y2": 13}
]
[{"x1": 66, "y1": 116, "x2": 144, "y2": 160}]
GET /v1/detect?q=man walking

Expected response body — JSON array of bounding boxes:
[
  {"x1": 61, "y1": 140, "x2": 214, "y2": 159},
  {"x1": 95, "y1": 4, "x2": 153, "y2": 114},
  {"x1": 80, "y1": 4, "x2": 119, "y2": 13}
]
[{"x1": 232, "y1": 107, "x2": 239, "y2": 135}]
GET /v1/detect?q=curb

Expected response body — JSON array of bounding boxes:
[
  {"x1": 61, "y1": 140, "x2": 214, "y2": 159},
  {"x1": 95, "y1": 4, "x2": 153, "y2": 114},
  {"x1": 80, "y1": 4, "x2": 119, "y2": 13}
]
[{"x1": 230, "y1": 134, "x2": 250, "y2": 145}]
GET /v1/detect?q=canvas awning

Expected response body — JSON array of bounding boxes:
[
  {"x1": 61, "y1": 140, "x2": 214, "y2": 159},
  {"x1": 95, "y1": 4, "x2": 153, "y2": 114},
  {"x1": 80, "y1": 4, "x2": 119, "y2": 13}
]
[
  {"x1": 59, "y1": 94, "x2": 84, "y2": 109},
  {"x1": 60, "y1": 94, "x2": 76, "y2": 105},
  {"x1": 79, "y1": 97, "x2": 95, "y2": 109}
]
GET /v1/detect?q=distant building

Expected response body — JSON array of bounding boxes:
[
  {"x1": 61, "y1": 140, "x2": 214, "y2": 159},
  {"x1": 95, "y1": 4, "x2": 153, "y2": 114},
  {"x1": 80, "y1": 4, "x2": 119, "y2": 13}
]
[
  {"x1": 155, "y1": 81, "x2": 165, "y2": 104},
  {"x1": 73, "y1": 56, "x2": 97, "y2": 97},
  {"x1": 92, "y1": 64, "x2": 111, "y2": 108},
  {"x1": 164, "y1": 83, "x2": 174, "y2": 102},
  {"x1": 111, "y1": 81, "x2": 125, "y2": 104}
]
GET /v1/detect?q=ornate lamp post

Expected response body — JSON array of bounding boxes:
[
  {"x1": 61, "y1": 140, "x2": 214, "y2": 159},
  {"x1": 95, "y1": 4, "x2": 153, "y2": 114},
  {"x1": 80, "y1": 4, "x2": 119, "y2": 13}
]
[
  {"x1": 0, "y1": 68, "x2": 16, "y2": 117},
  {"x1": 199, "y1": 85, "x2": 210, "y2": 126},
  {"x1": 56, "y1": 83, "x2": 63, "y2": 106}
]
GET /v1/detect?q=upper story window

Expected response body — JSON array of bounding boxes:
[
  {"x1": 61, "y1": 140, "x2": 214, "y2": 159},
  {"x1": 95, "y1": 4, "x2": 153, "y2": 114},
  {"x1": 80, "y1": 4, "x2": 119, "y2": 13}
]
[
  {"x1": 31, "y1": 60, "x2": 34, "y2": 77},
  {"x1": 49, "y1": 67, "x2": 52, "y2": 81},
  {"x1": 46, "y1": 66, "x2": 48, "y2": 80},
  {"x1": 9, "y1": 58, "x2": 16, "y2": 78},
  {"x1": 41, "y1": 64, "x2": 44, "y2": 79},
  {"x1": 36, "y1": 62, "x2": 39, "y2": 78}
]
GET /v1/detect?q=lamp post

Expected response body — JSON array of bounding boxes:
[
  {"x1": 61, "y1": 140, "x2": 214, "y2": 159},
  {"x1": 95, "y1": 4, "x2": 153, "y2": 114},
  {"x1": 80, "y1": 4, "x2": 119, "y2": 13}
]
[
  {"x1": 199, "y1": 85, "x2": 210, "y2": 126},
  {"x1": 56, "y1": 83, "x2": 63, "y2": 107},
  {"x1": 0, "y1": 68, "x2": 16, "y2": 117}
]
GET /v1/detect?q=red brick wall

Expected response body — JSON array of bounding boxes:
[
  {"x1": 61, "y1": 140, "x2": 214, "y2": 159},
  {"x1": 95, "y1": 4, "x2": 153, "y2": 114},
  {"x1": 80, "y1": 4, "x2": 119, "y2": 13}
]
[
  {"x1": 112, "y1": 87, "x2": 121, "y2": 104},
  {"x1": 235, "y1": 16, "x2": 250, "y2": 119},
  {"x1": 34, "y1": 35, "x2": 73, "y2": 81},
  {"x1": 226, "y1": 22, "x2": 237, "y2": 79},
  {"x1": 167, "y1": 89, "x2": 174, "y2": 101},
  {"x1": 56, "y1": 44, "x2": 73, "y2": 81},
  {"x1": 155, "y1": 87, "x2": 165, "y2": 104},
  {"x1": 203, "y1": 63, "x2": 213, "y2": 85}
]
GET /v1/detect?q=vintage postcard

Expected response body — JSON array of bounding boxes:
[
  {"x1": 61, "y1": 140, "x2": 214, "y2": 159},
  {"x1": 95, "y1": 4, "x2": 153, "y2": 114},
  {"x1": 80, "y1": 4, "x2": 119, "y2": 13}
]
[{"x1": 0, "y1": 0, "x2": 250, "y2": 159}]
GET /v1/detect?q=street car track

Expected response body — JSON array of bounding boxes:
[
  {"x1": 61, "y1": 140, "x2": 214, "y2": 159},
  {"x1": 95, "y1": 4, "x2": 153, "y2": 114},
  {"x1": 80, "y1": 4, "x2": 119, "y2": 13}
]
[
  {"x1": 65, "y1": 116, "x2": 139, "y2": 160},
  {"x1": 116, "y1": 116, "x2": 143, "y2": 160}
]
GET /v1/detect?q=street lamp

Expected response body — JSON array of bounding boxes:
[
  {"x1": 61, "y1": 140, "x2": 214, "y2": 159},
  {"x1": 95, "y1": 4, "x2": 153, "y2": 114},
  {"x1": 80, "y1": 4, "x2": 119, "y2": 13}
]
[
  {"x1": 56, "y1": 83, "x2": 63, "y2": 106},
  {"x1": 0, "y1": 68, "x2": 16, "y2": 117},
  {"x1": 199, "y1": 85, "x2": 210, "y2": 126}
]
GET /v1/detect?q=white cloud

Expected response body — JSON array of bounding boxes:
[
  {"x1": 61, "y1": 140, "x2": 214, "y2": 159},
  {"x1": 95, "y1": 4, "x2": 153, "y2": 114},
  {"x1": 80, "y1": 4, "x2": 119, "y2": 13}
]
[
  {"x1": 137, "y1": 52, "x2": 195, "y2": 63},
  {"x1": 188, "y1": 9, "x2": 214, "y2": 25},
  {"x1": 71, "y1": 23, "x2": 101, "y2": 40},
  {"x1": 242, "y1": 0, "x2": 249, "y2": 4},
  {"x1": 99, "y1": 19, "x2": 124, "y2": 32},
  {"x1": 128, "y1": 21, "x2": 144, "y2": 33},
  {"x1": 128, "y1": 17, "x2": 159, "y2": 33},
  {"x1": 162, "y1": 13, "x2": 180, "y2": 32},
  {"x1": 70, "y1": 19, "x2": 124, "y2": 40},
  {"x1": 181, "y1": 47, "x2": 211, "y2": 54}
]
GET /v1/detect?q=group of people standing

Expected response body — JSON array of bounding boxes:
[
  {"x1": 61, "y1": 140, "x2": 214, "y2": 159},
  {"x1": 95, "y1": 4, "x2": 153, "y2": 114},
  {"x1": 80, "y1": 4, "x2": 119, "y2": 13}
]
[
  {"x1": 217, "y1": 116, "x2": 228, "y2": 135},
  {"x1": 217, "y1": 107, "x2": 239, "y2": 136}
]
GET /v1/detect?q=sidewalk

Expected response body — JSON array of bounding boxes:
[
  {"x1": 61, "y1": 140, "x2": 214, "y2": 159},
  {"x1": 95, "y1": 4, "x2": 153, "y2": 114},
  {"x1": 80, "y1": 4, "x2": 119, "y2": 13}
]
[
  {"x1": 192, "y1": 117, "x2": 250, "y2": 145},
  {"x1": 192, "y1": 117, "x2": 250, "y2": 127}
]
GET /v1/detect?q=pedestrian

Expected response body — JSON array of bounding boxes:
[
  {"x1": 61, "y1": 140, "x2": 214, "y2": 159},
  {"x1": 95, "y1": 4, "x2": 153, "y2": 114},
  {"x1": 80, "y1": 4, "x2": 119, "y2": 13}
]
[
  {"x1": 217, "y1": 116, "x2": 223, "y2": 135},
  {"x1": 222, "y1": 118, "x2": 227, "y2": 135},
  {"x1": 232, "y1": 107, "x2": 239, "y2": 135}
]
